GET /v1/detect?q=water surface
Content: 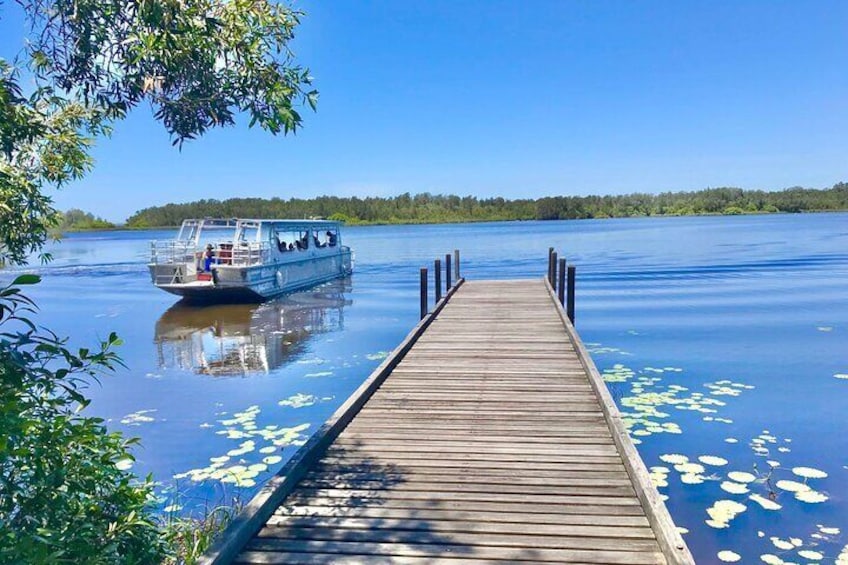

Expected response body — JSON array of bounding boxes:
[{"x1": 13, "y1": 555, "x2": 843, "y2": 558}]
[{"x1": 5, "y1": 213, "x2": 848, "y2": 563}]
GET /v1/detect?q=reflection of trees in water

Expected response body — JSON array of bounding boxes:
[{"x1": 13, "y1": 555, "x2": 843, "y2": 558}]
[{"x1": 154, "y1": 281, "x2": 351, "y2": 376}]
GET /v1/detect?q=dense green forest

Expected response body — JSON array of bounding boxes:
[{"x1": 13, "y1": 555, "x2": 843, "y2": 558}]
[
  {"x1": 125, "y1": 183, "x2": 848, "y2": 227},
  {"x1": 58, "y1": 209, "x2": 116, "y2": 231}
]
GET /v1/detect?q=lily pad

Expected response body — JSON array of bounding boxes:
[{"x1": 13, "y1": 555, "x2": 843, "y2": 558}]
[
  {"x1": 749, "y1": 493, "x2": 781, "y2": 511},
  {"x1": 727, "y1": 471, "x2": 756, "y2": 483},
  {"x1": 717, "y1": 550, "x2": 741, "y2": 562},
  {"x1": 791, "y1": 466, "x2": 827, "y2": 479},
  {"x1": 775, "y1": 479, "x2": 810, "y2": 493},
  {"x1": 699, "y1": 455, "x2": 728, "y2": 466},
  {"x1": 795, "y1": 490, "x2": 828, "y2": 503},
  {"x1": 720, "y1": 481, "x2": 749, "y2": 495}
]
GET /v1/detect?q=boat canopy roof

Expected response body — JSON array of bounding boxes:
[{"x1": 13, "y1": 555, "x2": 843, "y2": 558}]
[
  {"x1": 179, "y1": 218, "x2": 343, "y2": 229},
  {"x1": 176, "y1": 218, "x2": 344, "y2": 244}
]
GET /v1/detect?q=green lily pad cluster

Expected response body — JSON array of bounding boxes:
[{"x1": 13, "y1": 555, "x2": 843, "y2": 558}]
[
  {"x1": 657, "y1": 453, "x2": 726, "y2": 488},
  {"x1": 366, "y1": 351, "x2": 391, "y2": 361},
  {"x1": 278, "y1": 393, "x2": 318, "y2": 408},
  {"x1": 754, "y1": 524, "x2": 843, "y2": 564},
  {"x1": 601, "y1": 363, "x2": 635, "y2": 382},
  {"x1": 173, "y1": 403, "x2": 310, "y2": 489},
  {"x1": 585, "y1": 343, "x2": 631, "y2": 355},
  {"x1": 603, "y1": 362, "x2": 750, "y2": 444}
]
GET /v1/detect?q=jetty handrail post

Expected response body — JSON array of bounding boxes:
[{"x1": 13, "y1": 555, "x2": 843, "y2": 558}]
[
  {"x1": 454, "y1": 249, "x2": 460, "y2": 280},
  {"x1": 551, "y1": 251, "x2": 558, "y2": 291},
  {"x1": 558, "y1": 258, "x2": 566, "y2": 305},
  {"x1": 419, "y1": 268, "x2": 428, "y2": 320},
  {"x1": 547, "y1": 247, "x2": 554, "y2": 284},
  {"x1": 445, "y1": 253, "x2": 452, "y2": 290},
  {"x1": 434, "y1": 259, "x2": 442, "y2": 302},
  {"x1": 566, "y1": 265, "x2": 576, "y2": 324}
]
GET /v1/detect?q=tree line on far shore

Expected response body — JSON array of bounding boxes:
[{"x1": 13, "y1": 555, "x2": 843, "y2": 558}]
[
  {"x1": 58, "y1": 209, "x2": 116, "y2": 230},
  {"x1": 122, "y1": 182, "x2": 848, "y2": 228}
]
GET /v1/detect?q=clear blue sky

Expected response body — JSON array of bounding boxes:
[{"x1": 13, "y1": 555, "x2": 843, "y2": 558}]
[{"x1": 2, "y1": 1, "x2": 847, "y2": 222}]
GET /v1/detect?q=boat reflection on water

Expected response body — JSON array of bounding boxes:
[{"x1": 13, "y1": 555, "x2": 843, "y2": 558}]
[{"x1": 154, "y1": 281, "x2": 351, "y2": 376}]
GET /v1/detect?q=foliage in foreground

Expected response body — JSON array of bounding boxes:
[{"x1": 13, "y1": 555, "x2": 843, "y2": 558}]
[
  {"x1": 160, "y1": 504, "x2": 240, "y2": 565},
  {"x1": 0, "y1": 275, "x2": 166, "y2": 563},
  {"x1": 1, "y1": 0, "x2": 315, "y2": 266},
  {"x1": 1, "y1": 0, "x2": 318, "y2": 561},
  {"x1": 125, "y1": 182, "x2": 848, "y2": 227}
]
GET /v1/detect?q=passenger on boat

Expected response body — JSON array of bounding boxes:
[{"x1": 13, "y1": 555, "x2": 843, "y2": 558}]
[
  {"x1": 326, "y1": 231, "x2": 337, "y2": 247},
  {"x1": 204, "y1": 244, "x2": 215, "y2": 271}
]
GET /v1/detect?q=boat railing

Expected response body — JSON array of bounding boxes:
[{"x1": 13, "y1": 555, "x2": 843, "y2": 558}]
[
  {"x1": 150, "y1": 240, "x2": 195, "y2": 265},
  {"x1": 151, "y1": 240, "x2": 270, "y2": 267},
  {"x1": 229, "y1": 242, "x2": 270, "y2": 267}
]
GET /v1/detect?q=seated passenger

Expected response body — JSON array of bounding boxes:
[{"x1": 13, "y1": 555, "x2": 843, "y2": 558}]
[{"x1": 326, "y1": 231, "x2": 337, "y2": 247}]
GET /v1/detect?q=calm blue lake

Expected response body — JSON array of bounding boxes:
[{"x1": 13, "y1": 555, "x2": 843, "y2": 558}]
[{"x1": 4, "y1": 213, "x2": 847, "y2": 563}]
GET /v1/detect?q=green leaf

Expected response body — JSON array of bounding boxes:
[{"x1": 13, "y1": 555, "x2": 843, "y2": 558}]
[{"x1": 12, "y1": 274, "x2": 41, "y2": 286}]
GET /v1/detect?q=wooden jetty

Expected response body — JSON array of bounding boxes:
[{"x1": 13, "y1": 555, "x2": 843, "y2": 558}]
[{"x1": 202, "y1": 259, "x2": 693, "y2": 564}]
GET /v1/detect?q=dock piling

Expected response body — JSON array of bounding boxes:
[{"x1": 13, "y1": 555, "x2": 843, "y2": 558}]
[
  {"x1": 445, "y1": 253, "x2": 452, "y2": 291},
  {"x1": 420, "y1": 267, "x2": 428, "y2": 320},
  {"x1": 558, "y1": 257, "x2": 566, "y2": 305},
  {"x1": 547, "y1": 247, "x2": 554, "y2": 284},
  {"x1": 566, "y1": 265, "x2": 576, "y2": 324},
  {"x1": 434, "y1": 259, "x2": 442, "y2": 302},
  {"x1": 454, "y1": 249, "x2": 461, "y2": 279},
  {"x1": 550, "y1": 251, "x2": 558, "y2": 291}
]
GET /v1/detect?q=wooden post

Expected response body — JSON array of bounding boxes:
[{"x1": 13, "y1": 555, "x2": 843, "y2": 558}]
[
  {"x1": 454, "y1": 249, "x2": 460, "y2": 279},
  {"x1": 434, "y1": 259, "x2": 442, "y2": 303},
  {"x1": 547, "y1": 247, "x2": 554, "y2": 282},
  {"x1": 420, "y1": 268, "x2": 428, "y2": 320},
  {"x1": 566, "y1": 265, "x2": 576, "y2": 324},
  {"x1": 445, "y1": 253, "x2": 452, "y2": 290},
  {"x1": 550, "y1": 251, "x2": 558, "y2": 291},
  {"x1": 558, "y1": 258, "x2": 566, "y2": 305}
]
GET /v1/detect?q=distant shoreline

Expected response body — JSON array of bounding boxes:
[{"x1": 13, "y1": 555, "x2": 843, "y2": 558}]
[{"x1": 62, "y1": 208, "x2": 848, "y2": 235}]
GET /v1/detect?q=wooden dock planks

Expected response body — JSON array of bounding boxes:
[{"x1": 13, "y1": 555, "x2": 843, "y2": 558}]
[{"x1": 203, "y1": 279, "x2": 693, "y2": 565}]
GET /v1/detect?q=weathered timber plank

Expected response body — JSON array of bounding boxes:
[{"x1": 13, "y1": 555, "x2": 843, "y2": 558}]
[
  {"x1": 305, "y1": 469, "x2": 632, "y2": 485},
  {"x1": 239, "y1": 540, "x2": 664, "y2": 564},
  {"x1": 270, "y1": 506, "x2": 650, "y2": 527},
  {"x1": 279, "y1": 496, "x2": 649, "y2": 516},
  {"x1": 296, "y1": 478, "x2": 637, "y2": 497},
  {"x1": 287, "y1": 488, "x2": 642, "y2": 506},
  {"x1": 254, "y1": 526, "x2": 661, "y2": 549}
]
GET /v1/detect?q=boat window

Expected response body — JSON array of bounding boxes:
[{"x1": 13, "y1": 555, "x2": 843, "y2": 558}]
[
  {"x1": 324, "y1": 229, "x2": 339, "y2": 247},
  {"x1": 296, "y1": 231, "x2": 309, "y2": 250},
  {"x1": 237, "y1": 227, "x2": 259, "y2": 244},
  {"x1": 274, "y1": 230, "x2": 298, "y2": 252},
  {"x1": 196, "y1": 224, "x2": 236, "y2": 249},
  {"x1": 177, "y1": 223, "x2": 198, "y2": 242}
]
